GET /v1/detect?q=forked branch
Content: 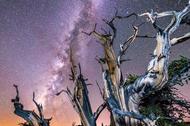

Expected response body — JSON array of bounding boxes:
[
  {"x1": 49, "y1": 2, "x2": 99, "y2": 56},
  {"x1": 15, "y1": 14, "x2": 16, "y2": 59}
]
[
  {"x1": 118, "y1": 26, "x2": 138, "y2": 65},
  {"x1": 33, "y1": 92, "x2": 44, "y2": 120},
  {"x1": 12, "y1": 85, "x2": 51, "y2": 126},
  {"x1": 102, "y1": 11, "x2": 137, "y2": 45}
]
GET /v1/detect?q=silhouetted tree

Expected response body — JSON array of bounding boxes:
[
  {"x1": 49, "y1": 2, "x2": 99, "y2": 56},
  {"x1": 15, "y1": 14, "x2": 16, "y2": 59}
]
[{"x1": 12, "y1": 85, "x2": 52, "y2": 126}]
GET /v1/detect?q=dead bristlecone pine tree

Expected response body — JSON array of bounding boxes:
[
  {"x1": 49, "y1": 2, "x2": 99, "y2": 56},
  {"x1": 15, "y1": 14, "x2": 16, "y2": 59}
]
[{"x1": 12, "y1": 84, "x2": 52, "y2": 126}]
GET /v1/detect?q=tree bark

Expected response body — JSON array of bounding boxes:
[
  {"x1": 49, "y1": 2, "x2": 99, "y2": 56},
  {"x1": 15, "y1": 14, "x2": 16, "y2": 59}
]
[
  {"x1": 83, "y1": 1, "x2": 190, "y2": 125},
  {"x1": 56, "y1": 53, "x2": 106, "y2": 126}
]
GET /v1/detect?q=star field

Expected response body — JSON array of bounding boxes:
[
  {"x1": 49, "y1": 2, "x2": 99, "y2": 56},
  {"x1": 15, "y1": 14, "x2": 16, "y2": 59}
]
[{"x1": 0, "y1": 0, "x2": 190, "y2": 126}]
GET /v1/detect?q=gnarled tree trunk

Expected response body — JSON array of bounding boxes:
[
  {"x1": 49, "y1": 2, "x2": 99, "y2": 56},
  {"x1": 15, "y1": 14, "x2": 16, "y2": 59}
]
[{"x1": 83, "y1": 1, "x2": 190, "y2": 125}]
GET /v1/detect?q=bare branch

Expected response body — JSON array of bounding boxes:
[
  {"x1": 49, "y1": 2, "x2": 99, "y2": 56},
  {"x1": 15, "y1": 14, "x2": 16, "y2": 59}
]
[
  {"x1": 165, "y1": 3, "x2": 190, "y2": 34},
  {"x1": 82, "y1": 23, "x2": 97, "y2": 36},
  {"x1": 136, "y1": 35, "x2": 156, "y2": 39},
  {"x1": 55, "y1": 89, "x2": 68, "y2": 96},
  {"x1": 82, "y1": 24, "x2": 110, "y2": 45},
  {"x1": 103, "y1": 11, "x2": 137, "y2": 45},
  {"x1": 171, "y1": 32, "x2": 190, "y2": 46},
  {"x1": 12, "y1": 84, "x2": 19, "y2": 102},
  {"x1": 95, "y1": 81, "x2": 104, "y2": 99},
  {"x1": 118, "y1": 26, "x2": 138, "y2": 65},
  {"x1": 139, "y1": 10, "x2": 176, "y2": 32},
  {"x1": 83, "y1": 12, "x2": 137, "y2": 47},
  {"x1": 94, "y1": 102, "x2": 107, "y2": 120},
  {"x1": 139, "y1": 10, "x2": 174, "y2": 23},
  {"x1": 32, "y1": 92, "x2": 44, "y2": 119}
]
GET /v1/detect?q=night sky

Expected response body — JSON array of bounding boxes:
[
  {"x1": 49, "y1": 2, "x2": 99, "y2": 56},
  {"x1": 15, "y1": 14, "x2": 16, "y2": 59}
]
[{"x1": 0, "y1": 0, "x2": 190, "y2": 126}]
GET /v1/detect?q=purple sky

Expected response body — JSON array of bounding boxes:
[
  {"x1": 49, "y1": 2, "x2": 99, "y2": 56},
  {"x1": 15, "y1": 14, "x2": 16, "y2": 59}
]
[{"x1": 0, "y1": 0, "x2": 190, "y2": 126}]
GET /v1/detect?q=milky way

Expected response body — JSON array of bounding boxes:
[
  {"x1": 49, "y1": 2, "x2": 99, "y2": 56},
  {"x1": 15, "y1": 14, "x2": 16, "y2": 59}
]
[{"x1": 0, "y1": 0, "x2": 190, "y2": 126}]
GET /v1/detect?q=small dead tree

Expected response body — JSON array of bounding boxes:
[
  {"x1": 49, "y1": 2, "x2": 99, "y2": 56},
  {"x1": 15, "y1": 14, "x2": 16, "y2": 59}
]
[
  {"x1": 56, "y1": 50, "x2": 106, "y2": 126},
  {"x1": 12, "y1": 85, "x2": 52, "y2": 126}
]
